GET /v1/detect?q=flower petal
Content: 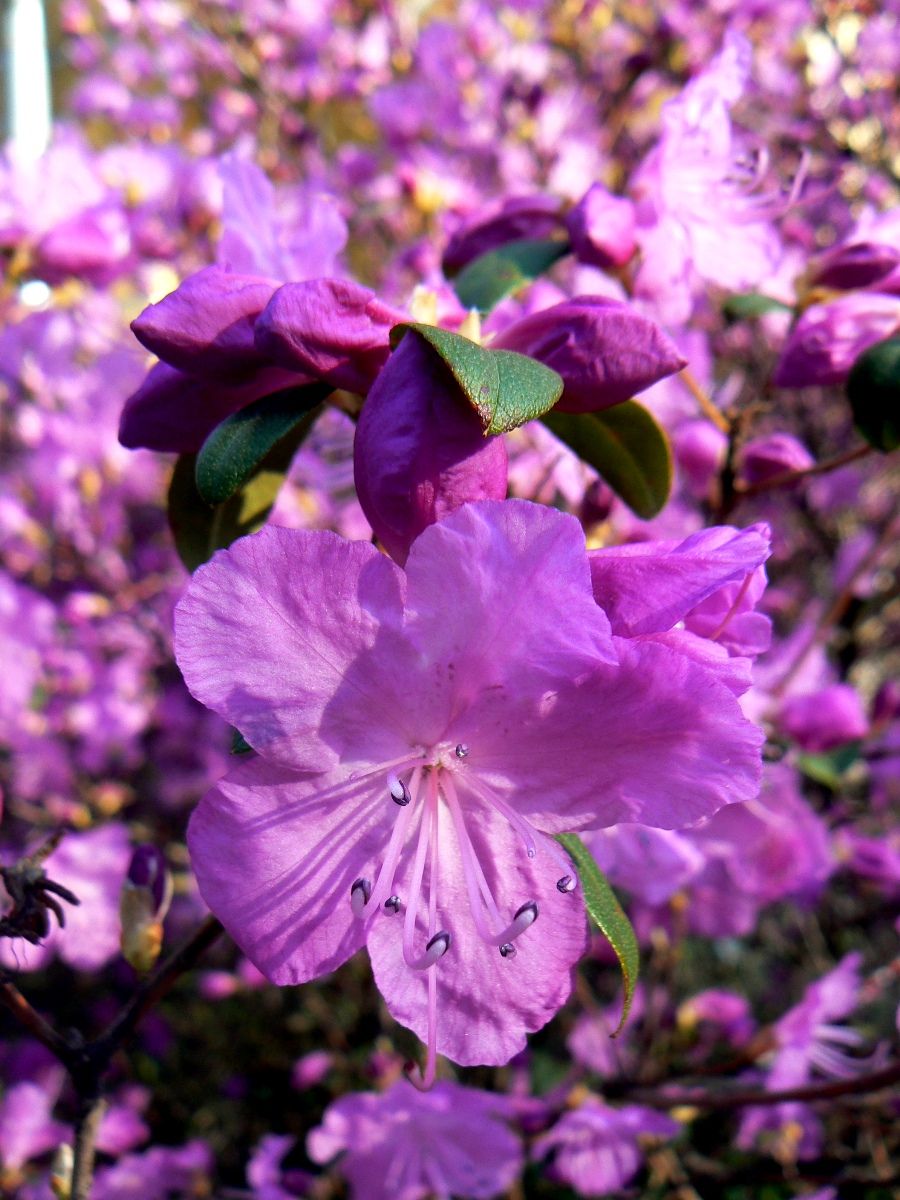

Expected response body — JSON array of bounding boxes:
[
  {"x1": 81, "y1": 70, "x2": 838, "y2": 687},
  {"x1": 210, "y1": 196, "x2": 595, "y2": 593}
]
[
  {"x1": 465, "y1": 636, "x2": 763, "y2": 832},
  {"x1": 174, "y1": 525, "x2": 417, "y2": 769},
  {"x1": 187, "y1": 758, "x2": 392, "y2": 984},
  {"x1": 369, "y1": 801, "x2": 587, "y2": 1066}
]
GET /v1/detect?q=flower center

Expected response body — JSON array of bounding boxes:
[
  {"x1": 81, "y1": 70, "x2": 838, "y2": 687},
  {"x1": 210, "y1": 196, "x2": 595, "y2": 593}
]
[{"x1": 343, "y1": 743, "x2": 580, "y2": 1085}]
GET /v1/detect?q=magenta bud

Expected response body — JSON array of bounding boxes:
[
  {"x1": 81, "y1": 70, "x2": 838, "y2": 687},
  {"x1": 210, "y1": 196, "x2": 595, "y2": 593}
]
[
  {"x1": 131, "y1": 267, "x2": 279, "y2": 379},
  {"x1": 353, "y1": 332, "x2": 508, "y2": 564},
  {"x1": 254, "y1": 278, "x2": 407, "y2": 394},
  {"x1": 773, "y1": 293, "x2": 900, "y2": 388},
  {"x1": 737, "y1": 433, "x2": 814, "y2": 486},
  {"x1": 809, "y1": 241, "x2": 900, "y2": 292},
  {"x1": 442, "y1": 194, "x2": 564, "y2": 274},
  {"x1": 565, "y1": 184, "x2": 637, "y2": 271},
  {"x1": 779, "y1": 684, "x2": 869, "y2": 752},
  {"x1": 674, "y1": 420, "x2": 728, "y2": 497},
  {"x1": 126, "y1": 845, "x2": 169, "y2": 915},
  {"x1": 493, "y1": 296, "x2": 686, "y2": 413}
]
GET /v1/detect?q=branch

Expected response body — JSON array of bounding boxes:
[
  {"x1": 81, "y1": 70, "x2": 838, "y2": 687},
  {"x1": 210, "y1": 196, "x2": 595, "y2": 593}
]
[
  {"x1": 733, "y1": 443, "x2": 873, "y2": 497},
  {"x1": 0, "y1": 977, "x2": 74, "y2": 1066},
  {"x1": 627, "y1": 1060, "x2": 900, "y2": 1111}
]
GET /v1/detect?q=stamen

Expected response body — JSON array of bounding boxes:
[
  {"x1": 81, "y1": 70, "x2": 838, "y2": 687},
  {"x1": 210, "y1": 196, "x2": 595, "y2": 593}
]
[
  {"x1": 499, "y1": 942, "x2": 517, "y2": 959},
  {"x1": 443, "y1": 774, "x2": 538, "y2": 949},
  {"x1": 709, "y1": 572, "x2": 754, "y2": 642},
  {"x1": 367, "y1": 767, "x2": 423, "y2": 915},
  {"x1": 350, "y1": 878, "x2": 371, "y2": 917},
  {"x1": 388, "y1": 774, "x2": 411, "y2": 806},
  {"x1": 403, "y1": 771, "x2": 445, "y2": 971},
  {"x1": 384, "y1": 895, "x2": 401, "y2": 914},
  {"x1": 454, "y1": 743, "x2": 469, "y2": 759},
  {"x1": 459, "y1": 773, "x2": 538, "y2": 860},
  {"x1": 406, "y1": 963, "x2": 439, "y2": 1091},
  {"x1": 556, "y1": 874, "x2": 577, "y2": 894}
]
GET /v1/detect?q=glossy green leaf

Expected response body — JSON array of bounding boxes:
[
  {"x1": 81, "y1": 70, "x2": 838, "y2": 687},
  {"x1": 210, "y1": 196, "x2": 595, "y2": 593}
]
[
  {"x1": 230, "y1": 729, "x2": 253, "y2": 755},
  {"x1": 723, "y1": 292, "x2": 792, "y2": 320},
  {"x1": 452, "y1": 238, "x2": 570, "y2": 313},
  {"x1": 557, "y1": 833, "x2": 638, "y2": 1034},
  {"x1": 168, "y1": 411, "x2": 318, "y2": 572},
  {"x1": 393, "y1": 323, "x2": 499, "y2": 419},
  {"x1": 796, "y1": 740, "x2": 863, "y2": 790},
  {"x1": 543, "y1": 401, "x2": 673, "y2": 519},
  {"x1": 846, "y1": 336, "x2": 900, "y2": 452},
  {"x1": 393, "y1": 324, "x2": 563, "y2": 434},
  {"x1": 195, "y1": 383, "x2": 330, "y2": 506}
]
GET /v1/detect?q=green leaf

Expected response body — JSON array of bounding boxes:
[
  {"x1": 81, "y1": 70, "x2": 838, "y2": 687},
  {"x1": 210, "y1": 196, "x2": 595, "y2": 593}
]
[
  {"x1": 230, "y1": 728, "x2": 253, "y2": 755},
  {"x1": 543, "y1": 401, "x2": 673, "y2": 519},
  {"x1": 393, "y1": 324, "x2": 564, "y2": 434},
  {"x1": 557, "y1": 833, "x2": 638, "y2": 1034},
  {"x1": 796, "y1": 740, "x2": 863, "y2": 790},
  {"x1": 846, "y1": 336, "x2": 900, "y2": 452},
  {"x1": 483, "y1": 350, "x2": 564, "y2": 433},
  {"x1": 452, "y1": 238, "x2": 570, "y2": 313},
  {"x1": 723, "y1": 292, "x2": 793, "y2": 319},
  {"x1": 195, "y1": 383, "x2": 330, "y2": 506},
  {"x1": 167, "y1": 410, "x2": 319, "y2": 571},
  {"x1": 393, "y1": 323, "x2": 499, "y2": 420}
]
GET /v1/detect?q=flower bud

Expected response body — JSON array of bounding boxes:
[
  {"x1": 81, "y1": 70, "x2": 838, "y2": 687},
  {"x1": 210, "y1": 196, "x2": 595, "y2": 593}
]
[
  {"x1": 120, "y1": 845, "x2": 172, "y2": 973},
  {"x1": 565, "y1": 184, "x2": 637, "y2": 271}
]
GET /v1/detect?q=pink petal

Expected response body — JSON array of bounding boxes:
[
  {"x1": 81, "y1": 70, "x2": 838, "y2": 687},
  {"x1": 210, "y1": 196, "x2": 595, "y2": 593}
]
[
  {"x1": 368, "y1": 802, "x2": 587, "y2": 1065},
  {"x1": 174, "y1": 525, "x2": 416, "y2": 770},
  {"x1": 187, "y1": 758, "x2": 391, "y2": 984}
]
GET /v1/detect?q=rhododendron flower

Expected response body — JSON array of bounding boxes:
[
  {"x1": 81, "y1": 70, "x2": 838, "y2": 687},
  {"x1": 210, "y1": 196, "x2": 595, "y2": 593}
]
[
  {"x1": 533, "y1": 1098, "x2": 679, "y2": 1195},
  {"x1": 307, "y1": 1079, "x2": 523, "y2": 1200},
  {"x1": 737, "y1": 954, "x2": 879, "y2": 1158},
  {"x1": 177, "y1": 501, "x2": 762, "y2": 1075}
]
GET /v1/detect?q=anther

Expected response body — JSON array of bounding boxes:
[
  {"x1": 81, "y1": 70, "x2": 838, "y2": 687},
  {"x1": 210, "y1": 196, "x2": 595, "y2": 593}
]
[
  {"x1": 425, "y1": 931, "x2": 451, "y2": 959},
  {"x1": 499, "y1": 942, "x2": 517, "y2": 959},
  {"x1": 454, "y1": 743, "x2": 469, "y2": 759},
  {"x1": 384, "y1": 895, "x2": 401, "y2": 914},
  {"x1": 556, "y1": 874, "x2": 577, "y2": 894},
  {"x1": 513, "y1": 901, "x2": 539, "y2": 928},
  {"x1": 388, "y1": 774, "x2": 411, "y2": 806},
  {"x1": 350, "y1": 878, "x2": 371, "y2": 917}
]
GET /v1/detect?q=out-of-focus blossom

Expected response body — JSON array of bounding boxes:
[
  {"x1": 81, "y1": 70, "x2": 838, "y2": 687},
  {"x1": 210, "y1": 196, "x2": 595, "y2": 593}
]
[
  {"x1": 533, "y1": 1098, "x2": 679, "y2": 1196},
  {"x1": 565, "y1": 184, "x2": 637, "y2": 271},
  {"x1": 737, "y1": 955, "x2": 875, "y2": 1159},
  {"x1": 779, "y1": 684, "x2": 869, "y2": 752},
  {"x1": 737, "y1": 433, "x2": 815, "y2": 487},
  {"x1": 308, "y1": 1079, "x2": 523, "y2": 1200},
  {"x1": 1, "y1": 825, "x2": 131, "y2": 972}
]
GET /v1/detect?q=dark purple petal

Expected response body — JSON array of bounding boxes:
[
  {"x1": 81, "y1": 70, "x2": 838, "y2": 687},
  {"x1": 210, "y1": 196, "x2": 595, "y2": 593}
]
[
  {"x1": 131, "y1": 267, "x2": 279, "y2": 378},
  {"x1": 493, "y1": 296, "x2": 686, "y2": 413},
  {"x1": 255, "y1": 278, "x2": 407, "y2": 394},
  {"x1": 353, "y1": 333, "x2": 508, "y2": 564},
  {"x1": 442, "y1": 194, "x2": 564, "y2": 274}
]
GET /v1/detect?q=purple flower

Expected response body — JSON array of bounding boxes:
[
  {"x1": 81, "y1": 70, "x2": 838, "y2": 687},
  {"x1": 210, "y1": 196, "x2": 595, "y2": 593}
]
[
  {"x1": 442, "y1": 195, "x2": 564, "y2": 275},
  {"x1": 247, "y1": 1134, "x2": 311, "y2": 1200},
  {"x1": 737, "y1": 433, "x2": 815, "y2": 486},
  {"x1": 533, "y1": 1098, "x2": 679, "y2": 1196},
  {"x1": 737, "y1": 955, "x2": 874, "y2": 1158},
  {"x1": 307, "y1": 1079, "x2": 523, "y2": 1199},
  {"x1": 773, "y1": 293, "x2": 900, "y2": 388},
  {"x1": 0, "y1": 1078, "x2": 67, "y2": 1177},
  {"x1": 176, "y1": 501, "x2": 762, "y2": 1071}
]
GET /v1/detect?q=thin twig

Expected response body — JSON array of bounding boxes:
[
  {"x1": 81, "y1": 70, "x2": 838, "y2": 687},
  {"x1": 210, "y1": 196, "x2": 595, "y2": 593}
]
[
  {"x1": 93, "y1": 914, "x2": 224, "y2": 1059},
  {"x1": 70, "y1": 1095, "x2": 106, "y2": 1200},
  {"x1": 0, "y1": 977, "x2": 74, "y2": 1065},
  {"x1": 734, "y1": 443, "x2": 873, "y2": 497},
  {"x1": 627, "y1": 1059, "x2": 900, "y2": 1111},
  {"x1": 679, "y1": 368, "x2": 731, "y2": 433}
]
